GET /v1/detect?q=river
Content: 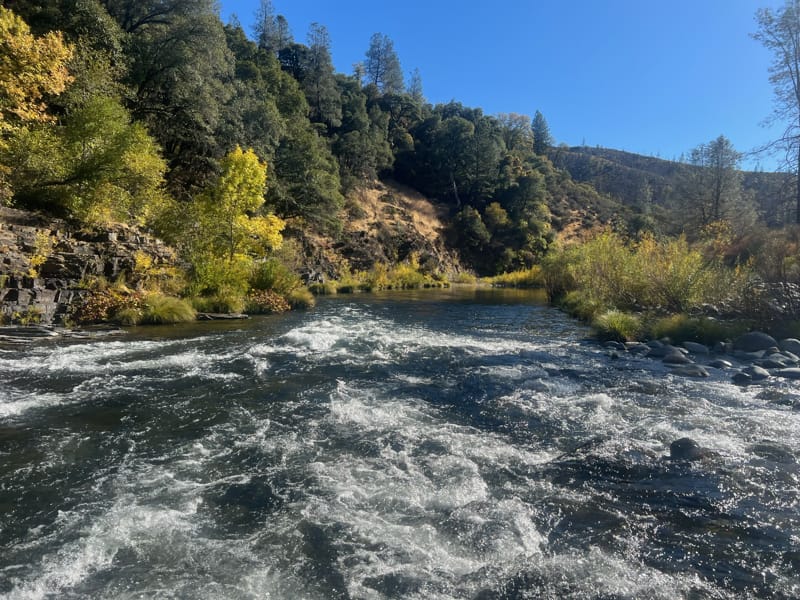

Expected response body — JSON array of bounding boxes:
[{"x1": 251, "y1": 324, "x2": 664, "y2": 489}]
[{"x1": 0, "y1": 288, "x2": 798, "y2": 599}]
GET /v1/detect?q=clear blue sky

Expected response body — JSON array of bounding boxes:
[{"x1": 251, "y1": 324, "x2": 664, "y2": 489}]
[{"x1": 219, "y1": 0, "x2": 785, "y2": 171}]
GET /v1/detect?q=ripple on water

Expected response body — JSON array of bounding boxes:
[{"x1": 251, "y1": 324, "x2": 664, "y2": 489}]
[{"x1": 2, "y1": 293, "x2": 800, "y2": 599}]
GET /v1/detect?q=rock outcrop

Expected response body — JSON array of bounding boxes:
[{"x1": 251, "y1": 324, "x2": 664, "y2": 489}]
[{"x1": 0, "y1": 207, "x2": 178, "y2": 324}]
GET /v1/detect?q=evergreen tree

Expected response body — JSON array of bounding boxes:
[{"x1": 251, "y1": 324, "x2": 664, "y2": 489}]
[
  {"x1": 407, "y1": 67, "x2": 424, "y2": 103},
  {"x1": 532, "y1": 110, "x2": 553, "y2": 155},
  {"x1": 304, "y1": 23, "x2": 342, "y2": 128},
  {"x1": 253, "y1": 0, "x2": 293, "y2": 53},
  {"x1": 364, "y1": 32, "x2": 403, "y2": 94}
]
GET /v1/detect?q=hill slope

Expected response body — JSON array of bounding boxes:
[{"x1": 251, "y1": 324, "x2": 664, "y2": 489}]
[{"x1": 550, "y1": 146, "x2": 794, "y2": 226}]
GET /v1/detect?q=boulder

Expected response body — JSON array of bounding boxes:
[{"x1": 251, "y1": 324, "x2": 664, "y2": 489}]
[
  {"x1": 781, "y1": 350, "x2": 800, "y2": 364},
  {"x1": 671, "y1": 364, "x2": 710, "y2": 378},
  {"x1": 734, "y1": 331, "x2": 778, "y2": 353},
  {"x1": 663, "y1": 352, "x2": 693, "y2": 365},
  {"x1": 669, "y1": 437, "x2": 712, "y2": 461},
  {"x1": 734, "y1": 349, "x2": 765, "y2": 361},
  {"x1": 757, "y1": 356, "x2": 792, "y2": 370},
  {"x1": 780, "y1": 338, "x2": 800, "y2": 356},
  {"x1": 777, "y1": 367, "x2": 800, "y2": 380},
  {"x1": 648, "y1": 344, "x2": 685, "y2": 358},
  {"x1": 682, "y1": 341, "x2": 710, "y2": 355},
  {"x1": 748, "y1": 441, "x2": 796, "y2": 464},
  {"x1": 733, "y1": 372, "x2": 753, "y2": 385},
  {"x1": 625, "y1": 342, "x2": 650, "y2": 355},
  {"x1": 743, "y1": 365, "x2": 771, "y2": 381},
  {"x1": 709, "y1": 359, "x2": 733, "y2": 369}
]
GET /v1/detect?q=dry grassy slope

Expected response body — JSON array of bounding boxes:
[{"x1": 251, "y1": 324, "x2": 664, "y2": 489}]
[{"x1": 296, "y1": 180, "x2": 464, "y2": 278}]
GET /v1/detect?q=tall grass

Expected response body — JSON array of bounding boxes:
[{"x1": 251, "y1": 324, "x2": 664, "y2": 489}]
[
  {"x1": 543, "y1": 231, "x2": 750, "y2": 321},
  {"x1": 485, "y1": 266, "x2": 543, "y2": 288},
  {"x1": 116, "y1": 293, "x2": 196, "y2": 325},
  {"x1": 327, "y1": 254, "x2": 446, "y2": 293}
]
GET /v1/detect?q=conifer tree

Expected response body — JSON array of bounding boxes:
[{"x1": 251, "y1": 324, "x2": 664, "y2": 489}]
[{"x1": 532, "y1": 110, "x2": 553, "y2": 155}]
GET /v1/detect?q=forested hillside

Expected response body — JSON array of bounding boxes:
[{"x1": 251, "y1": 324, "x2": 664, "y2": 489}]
[
  {"x1": 5, "y1": 0, "x2": 800, "y2": 329},
  {"x1": 0, "y1": 0, "x2": 618, "y2": 283}
]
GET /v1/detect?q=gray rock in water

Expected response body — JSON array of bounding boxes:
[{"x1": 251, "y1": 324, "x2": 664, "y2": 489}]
[
  {"x1": 777, "y1": 367, "x2": 800, "y2": 380},
  {"x1": 625, "y1": 342, "x2": 650, "y2": 355},
  {"x1": 709, "y1": 359, "x2": 733, "y2": 369},
  {"x1": 748, "y1": 441, "x2": 796, "y2": 464},
  {"x1": 714, "y1": 341, "x2": 731, "y2": 354},
  {"x1": 663, "y1": 352, "x2": 693, "y2": 365},
  {"x1": 734, "y1": 349, "x2": 766, "y2": 361},
  {"x1": 682, "y1": 341, "x2": 710, "y2": 355},
  {"x1": 648, "y1": 344, "x2": 685, "y2": 358},
  {"x1": 669, "y1": 437, "x2": 712, "y2": 461},
  {"x1": 671, "y1": 364, "x2": 710, "y2": 378},
  {"x1": 733, "y1": 372, "x2": 753, "y2": 385},
  {"x1": 743, "y1": 365, "x2": 771, "y2": 381},
  {"x1": 603, "y1": 341, "x2": 626, "y2": 351},
  {"x1": 757, "y1": 356, "x2": 792, "y2": 370},
  {"x1": 780, "y1": 350, "x2": 800, "y2": 364},
  {"x1": 734, "y1": 331, "x2": 779, "y2": 353},
  {"x1": 779, "y1": 338, "x2": 800, "y2": 356}
]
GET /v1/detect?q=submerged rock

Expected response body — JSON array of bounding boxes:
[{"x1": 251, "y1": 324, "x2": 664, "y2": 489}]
[
  {"x1": 748, "y1": 441, "x2": 796, "y2": 464},
  {"x1": 669, "y1": 437, "x2": 713, "y2": 461}
]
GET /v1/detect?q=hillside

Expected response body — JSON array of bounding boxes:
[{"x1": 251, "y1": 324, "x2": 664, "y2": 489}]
[{"x1": 550, "y1": 146, "x2": 794, "y2": 227}]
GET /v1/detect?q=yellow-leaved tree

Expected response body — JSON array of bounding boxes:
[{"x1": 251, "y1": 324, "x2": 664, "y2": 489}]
[
  {"x1": 0, "y1": 6, "x2": 73, "y2": 201},
  {"x1": 190, "y1": 146, "x2": 285, "y2": 307},
  {"x1": 0, "y1": 6, "x2": 73, "y2": 129}
]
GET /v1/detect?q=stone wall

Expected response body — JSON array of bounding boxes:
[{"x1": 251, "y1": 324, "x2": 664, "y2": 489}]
[{"x1": 0, "y1": 207, "x2": 178, "y2": 324}]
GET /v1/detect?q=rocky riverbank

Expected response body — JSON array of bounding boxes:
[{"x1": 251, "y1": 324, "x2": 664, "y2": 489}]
[
  {"x1": 0, "y1": 207, "x2": 178, "y2": 325},
  {"x1": 603, "y1": 329, "x2": 800, "y2": 388}
]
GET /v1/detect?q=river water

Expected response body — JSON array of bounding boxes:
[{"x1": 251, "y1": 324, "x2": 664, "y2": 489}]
[{"x1": 0, "y1": 288, "x2": 798, "y2": 599}]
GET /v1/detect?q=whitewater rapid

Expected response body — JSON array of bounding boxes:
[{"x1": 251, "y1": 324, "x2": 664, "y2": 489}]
[{"x1": 1, "y1": 289, "x2": 798, "y2": 599}]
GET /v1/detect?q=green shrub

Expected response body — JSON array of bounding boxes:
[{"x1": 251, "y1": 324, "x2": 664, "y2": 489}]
[
  {"x1": 592, "y1": 310, "x2": 642, "y2": 341},
  {"x1": 309, "y1": 282, "x2": 338, "y2": 295},
  {"x1": 287, "y1": 287, "x2": 315, "y2": 309},
  {"x1": 191, "y1": 293, "x2": 245, "y2": 314},
  {"x1": 119, "y1": 294, "x2": 196, "y2": 325},
  {"x1": 542, "y1": 230, "x2": 751, "y2": 314},
  {"x1": 251, "y1": 258, "x2": 301, "y2": 295},
  {"x1": 561, "y1": 290, "x2": 605, "y2": 322},
  {"x1": 649, "y1": 314, "x2": 746, "y2": 345}
]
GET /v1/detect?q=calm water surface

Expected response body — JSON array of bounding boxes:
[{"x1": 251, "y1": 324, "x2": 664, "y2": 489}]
[{"x1": 0, "y1": 288, "x2": 798, "y2": 599}]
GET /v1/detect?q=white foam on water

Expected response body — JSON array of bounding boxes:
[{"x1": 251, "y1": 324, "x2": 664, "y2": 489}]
[
  {"x1": 283, "y1": 380, "x2": 563, "y2": 598},
  {"x1": 249, "y1": 309, "x2": 559, "y2": 368}
]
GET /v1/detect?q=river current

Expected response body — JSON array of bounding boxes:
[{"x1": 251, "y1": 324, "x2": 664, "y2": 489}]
[{"x1": 0, "y1": 288, "x2": 798, "y2": 599}]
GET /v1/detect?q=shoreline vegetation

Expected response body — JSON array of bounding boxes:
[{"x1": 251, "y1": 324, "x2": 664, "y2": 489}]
[
  {"x1": 489, "y1": 228, "x2": 800, "y2": 346},
  {"x1": 3, "y1": 3, "x2": 800, "y2": 343}
]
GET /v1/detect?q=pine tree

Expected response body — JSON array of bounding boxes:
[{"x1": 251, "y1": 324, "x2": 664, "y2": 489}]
[
  {"x1": 364, "y1": 33, "x2": 403, "y2": 94},
  {"x1": 531, "y1": 110, "x2": 553, "y2": 155}
]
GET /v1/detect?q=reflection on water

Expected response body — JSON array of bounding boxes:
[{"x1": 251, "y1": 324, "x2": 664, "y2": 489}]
[{"x1": 0, "y1": 287, "x2": 798, "y2": 599}]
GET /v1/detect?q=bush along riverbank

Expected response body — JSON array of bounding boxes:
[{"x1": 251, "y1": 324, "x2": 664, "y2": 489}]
[{"x1": 530, "y1": 229, "x2": 800, "y2": 384}]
